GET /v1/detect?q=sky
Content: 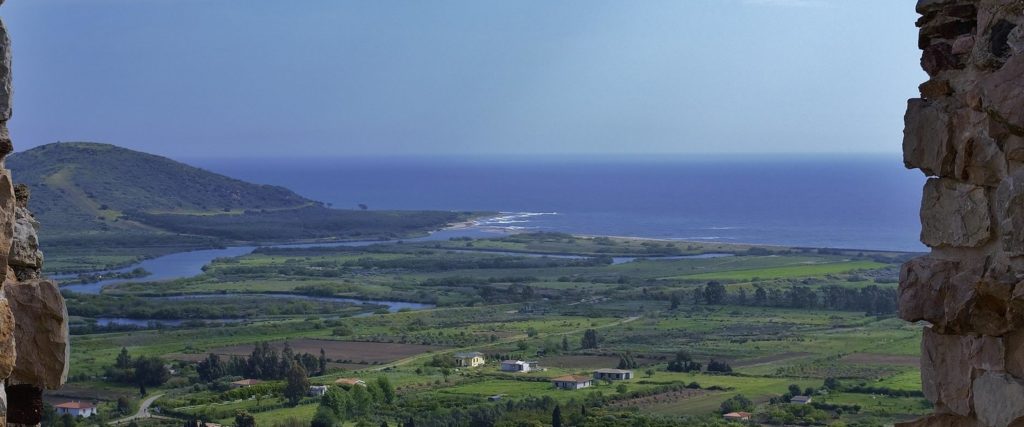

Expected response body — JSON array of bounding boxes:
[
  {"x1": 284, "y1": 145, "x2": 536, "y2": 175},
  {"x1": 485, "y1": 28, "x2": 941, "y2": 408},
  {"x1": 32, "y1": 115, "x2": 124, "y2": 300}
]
[{"x1": 1, "y1": 0, "x2": 924, "y2": 158}]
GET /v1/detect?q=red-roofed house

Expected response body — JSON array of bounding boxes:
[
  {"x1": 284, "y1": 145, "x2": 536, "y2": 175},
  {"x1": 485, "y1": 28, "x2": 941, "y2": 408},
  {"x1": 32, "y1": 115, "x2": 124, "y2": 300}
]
[
  {"x1": 552, "y1": 375, "x2": 592, "y2": 390},
  {"x1": 723, "y1": 412, "x2": 752, "y2": 421},
  {"x1": 230, "y1": 379, "x2": 263, "y2": 389},
  {"x1": 55, "y1": 401, "x2": 97, "y2": 418}
]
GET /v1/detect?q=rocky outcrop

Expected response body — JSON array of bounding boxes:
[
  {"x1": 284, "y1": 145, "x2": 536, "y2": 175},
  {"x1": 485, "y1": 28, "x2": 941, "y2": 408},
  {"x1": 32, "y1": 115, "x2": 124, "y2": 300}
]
[
  {"x1": 900, "y1": 1, "x2": 1024, "y2": 426},
  {"x1": 0, "y1": 6, "x2": 70, "y2": 427}
]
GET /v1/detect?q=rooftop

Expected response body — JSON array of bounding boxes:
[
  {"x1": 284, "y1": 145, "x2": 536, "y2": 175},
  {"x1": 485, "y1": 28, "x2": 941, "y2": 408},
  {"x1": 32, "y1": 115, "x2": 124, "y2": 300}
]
[
  {"x1": 552, "y1": 375, "x2": 591, "y2": 383},
  {"x1": 55, "y1": 401, "x2": 95, "y2": 410}
]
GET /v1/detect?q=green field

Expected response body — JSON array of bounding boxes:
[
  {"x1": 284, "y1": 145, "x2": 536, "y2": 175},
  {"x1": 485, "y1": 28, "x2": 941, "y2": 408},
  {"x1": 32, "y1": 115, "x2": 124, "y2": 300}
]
[{"x1": 55, "y1": 233, "x2": 922, "y2": 427}]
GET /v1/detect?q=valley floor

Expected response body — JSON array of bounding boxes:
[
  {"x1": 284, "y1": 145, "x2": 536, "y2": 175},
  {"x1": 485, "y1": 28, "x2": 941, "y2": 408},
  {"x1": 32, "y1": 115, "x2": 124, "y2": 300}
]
[{"x1": 51, "y1": 233, "x2": 924, "y2": 427}]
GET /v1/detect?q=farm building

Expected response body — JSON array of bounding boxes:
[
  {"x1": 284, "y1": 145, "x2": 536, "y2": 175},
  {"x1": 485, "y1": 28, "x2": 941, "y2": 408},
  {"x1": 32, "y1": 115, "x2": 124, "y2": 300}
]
[
  {"x1": 230, "y1": 379, "x2": 262, "y2": 389},
  {"x1": 309, "y1": 385, "x2": 329, "y2": 396},
  {"x1": 454, "y1": 351, "x2": 486, "y2": 367},
  {"x1": 54, "y1": 402, "x2": 97, "y2": 418},
  {"x1": 335, "y1": 378, "x2": 367, "y2": 387},
  {"x1": 500, "y1": 360, "x2": 530, "y2": 373},
  {"x1": 593, "y1": 368, "x2": 633, "y2": 381},
  {"x1": 552, "y1": 375, "x2": 593, "y2": 390},
  {"x1": 790, "y1": 395, "x2": 813, "y2": 404},
  {"x1": 723, "y1": 412, "x2": 751, "y2": 421}
]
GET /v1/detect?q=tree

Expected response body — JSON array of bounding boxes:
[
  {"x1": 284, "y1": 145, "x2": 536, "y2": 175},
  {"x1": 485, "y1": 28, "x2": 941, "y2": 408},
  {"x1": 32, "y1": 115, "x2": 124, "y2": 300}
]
[
  {"x1": 552, "y1": 405, "x2": 562, "y2": 427},
  {"x1": 358, "y1": 203, "x2": 368, "y2": 210},
  {"x1": 719, "y1": 394, "x2": 753, "y2": 414},
  {"x1": 667, "y1": 350, "x2": 701, "y2": 373},
  {"x1": 704, "y1": 281, "x2": 726, "y2": 305},
  {"x1": 116, "y1": 347, "x2": 132, "y2": 369},
  {"x1": 311, "y1": 406, "x2": 338, "y2": 427},
  {"x1": 319, "y1": 348, "x2": 328, "y2": 375},
  {"x1": 377, "y1": 376, "x2": 395, "y2": 404},
  {"x1": 133, "y1": 356, "x2": 170, "y2": 386},
  {"x1": 440, "y1": 367, "x2": 452, "y2": 382},
  {"x1": 561, "y1": 336, "x2": 569, "y2": 352},
  {"x1": 116, "y1": 396, "x2": 131, "y2": 415},
  {"x1": 283, "y1": 362, "x2": 310, "y2": 406},
  {"x1": 707, "y1": 359, "x2": 732, "y2": 373},
  {"x1": 139, "y1": 384, "x2": 147, "y2": 397},
  {"x1": 669, "y1": 293, "x2": 682, "y2": 310},
  {"x1": 234, "y1": 411, "x2": 256, "y2": 427},
  {"x1": 197, "y1": 353, "x2": 225, "y2": 382},
  {"x1": 755, "y1": 286, "x2": 768, "y2": 306},
  {"x1": 824, "y1": 377, "x2": 841, "y2": 390},
  {"x1": 581, "y1": 329, "x2": 599, "y2": 349},
  {"x1": 644, "y1": 368, "x2": 655, "y2": 378}
]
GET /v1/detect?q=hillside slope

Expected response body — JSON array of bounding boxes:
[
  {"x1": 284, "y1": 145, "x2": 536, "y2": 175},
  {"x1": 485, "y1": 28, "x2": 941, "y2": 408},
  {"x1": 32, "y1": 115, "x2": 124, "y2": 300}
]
[
  {"x1": 8, "y1": 142, "x2": 314, "y2": 235},
  {"x1": 8, "y1": 143, "x2": 476, "y2": 273}
]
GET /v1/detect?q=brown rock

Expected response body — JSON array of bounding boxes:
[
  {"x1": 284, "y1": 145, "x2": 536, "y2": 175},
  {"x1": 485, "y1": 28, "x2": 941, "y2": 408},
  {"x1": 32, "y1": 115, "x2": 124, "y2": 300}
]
[
  {"x1": 997, "y1": 170, "x2": 1024, "y2": 256},
  {"x1": 1005, "y1": 135, "x2": 1024, "y2": 161},
  {"x1": 896, "y1": 413, "x2": 979, "y2": 427},
  {"x1": 0, "y1": 296, "x2": 13, "y2": 380},
  {"x1": 921, "y1": 79, "x2": 954, "y2": 99},
  {"x1": 1004, "y1": 329, "x2": 1024, "y2": 378},
  {"x1": 905, "y1": 99, "x2": 955, "y2": 176},
  {"x1": 923, "y1": 43, "x2": 961, "y2": 76},
  {"x1": 952, "y1": 35, "x2": 976, "y2": 55},
  {"x1": 973, "y1": 371, "x2": 1024, "y2": 427},
  {"x1": 954, "y1": 135, "x2": 1006, "y2": 187},
  {"x1": 900, "y1": 256, "x2": 962, "y2": 324},
  {"x1": 981, "y1": 53, "x2": 1024, "y2": 132},
  {"x1": 9, "y1": 206, "x2": 41, "y2": 280},
  {"x1": 922, "y1": 328, "x2": 974, "y2": 416},
  {"x1": 0, "y1": 19, "x2": 10, "y2": 123},
  {"x1": 4, "y1": 280, "x2": 69, "y2": 389},
  {"x1": 900, "y1": 256, "x2": 1017, "y2": 336},
  {"x1": 920, "y1": 178, "x2": 992, "y2": 248},
  {"x1": 917, "y1": 0, "x2": 957, "y2": 15}
]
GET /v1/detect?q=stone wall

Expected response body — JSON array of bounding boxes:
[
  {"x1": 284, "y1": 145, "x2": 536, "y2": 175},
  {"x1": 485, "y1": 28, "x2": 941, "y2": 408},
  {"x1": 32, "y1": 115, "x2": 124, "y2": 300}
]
[
  {"x1": 0, "y1": 3, "x2": 71, "y2": 427},
  {"x1": 900, "y1": 1, "x2": 1024, "y2": 426}
]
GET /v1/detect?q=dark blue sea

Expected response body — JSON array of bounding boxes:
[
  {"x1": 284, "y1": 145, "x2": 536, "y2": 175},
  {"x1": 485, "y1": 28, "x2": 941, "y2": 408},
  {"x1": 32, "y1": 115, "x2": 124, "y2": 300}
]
[{"x1": 188, "y1": 155, "x2": 926, "y2": 252}]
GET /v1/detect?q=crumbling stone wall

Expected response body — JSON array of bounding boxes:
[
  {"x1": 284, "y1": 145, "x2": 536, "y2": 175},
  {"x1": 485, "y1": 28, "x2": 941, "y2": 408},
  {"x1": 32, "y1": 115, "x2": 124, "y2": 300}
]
[
  {"x1": 900, "y1": 1, "x2": 1024, "y2": 427},
  {"x1": 0, "y1": 3, "x2": 71, "y2": 427}
]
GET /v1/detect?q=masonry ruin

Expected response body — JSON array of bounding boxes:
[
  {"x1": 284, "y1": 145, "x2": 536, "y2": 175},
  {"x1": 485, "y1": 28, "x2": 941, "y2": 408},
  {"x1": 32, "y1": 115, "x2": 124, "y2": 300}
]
[
  {"x1": 899, "y1": 1, "x2": 1024, "y2": 426},
  {"x1": 0, "y1": 2, "x2": 72, "y2": 426}
]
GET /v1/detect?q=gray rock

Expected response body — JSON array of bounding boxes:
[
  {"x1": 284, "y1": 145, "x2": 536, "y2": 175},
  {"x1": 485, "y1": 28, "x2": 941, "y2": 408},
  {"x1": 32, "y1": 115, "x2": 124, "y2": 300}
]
[
  {"x1": 973, "y1": 372, "x2": 1024, "y2": 427},
  {"x1": 905, "y1": 99, "x2": 955, "y2": 177},
  {"x1": 920, "y1": 178, "x2": 992, "y2": 248}
]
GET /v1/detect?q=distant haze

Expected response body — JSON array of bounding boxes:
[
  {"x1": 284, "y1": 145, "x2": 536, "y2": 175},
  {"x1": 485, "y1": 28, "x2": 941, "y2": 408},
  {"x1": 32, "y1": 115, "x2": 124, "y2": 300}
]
[{"x1": 3, "y1": 0, "x2": 923, "y2": 158}]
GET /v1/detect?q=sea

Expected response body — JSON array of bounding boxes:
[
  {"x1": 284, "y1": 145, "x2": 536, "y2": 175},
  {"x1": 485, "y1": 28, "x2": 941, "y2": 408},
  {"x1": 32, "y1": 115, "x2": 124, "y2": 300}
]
[{"x1": 187, "y1": 154, "x2": 927, "y2": 253}]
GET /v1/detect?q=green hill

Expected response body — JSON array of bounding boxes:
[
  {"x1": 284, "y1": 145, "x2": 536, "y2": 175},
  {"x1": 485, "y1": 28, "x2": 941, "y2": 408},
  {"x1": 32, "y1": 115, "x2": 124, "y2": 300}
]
[
  {"x1": 9, "y1": 142, "x2": 315, "y2": 236},
  {"x1": 8, "y1": 142, "x2": 477, "y2": 272}
]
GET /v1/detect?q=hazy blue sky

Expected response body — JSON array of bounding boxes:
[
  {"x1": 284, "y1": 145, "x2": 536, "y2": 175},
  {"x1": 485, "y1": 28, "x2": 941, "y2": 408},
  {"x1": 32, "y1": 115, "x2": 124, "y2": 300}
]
[{"x1": 2, "y1": 0, "x2": 923, "y2": 158}]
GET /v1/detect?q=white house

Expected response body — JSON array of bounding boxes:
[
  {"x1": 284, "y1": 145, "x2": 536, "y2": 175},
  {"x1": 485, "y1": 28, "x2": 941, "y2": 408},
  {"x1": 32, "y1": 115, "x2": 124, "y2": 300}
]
[
  {"x1": 309, "y1": 385, "x2": 329, "y2": 396},
  {"x1": 500, "y1": 360, "x2": 530, "y2": 373},
  {"x1": 54, "y1": 402, "x2": 97, "y2": 418},
  {"x1": 552, "y1": 375, "x2": 593, "y2": 390},
  {"x1": 454, "y1": 352, "x2": 486, "y2": 368},
  {"x1": 790, "y1": 395, "x2": 813, "y2": 405},
  {"x1": 593, "y1": 368, "x2": 633, "y2": 381}
]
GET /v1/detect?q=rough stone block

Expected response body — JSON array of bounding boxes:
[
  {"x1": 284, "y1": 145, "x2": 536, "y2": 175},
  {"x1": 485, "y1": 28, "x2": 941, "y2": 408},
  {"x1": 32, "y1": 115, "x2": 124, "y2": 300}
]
[
  {"x1": 900, "y1": 256, "x2": 1017, "y2": 336},
  {"x1": 0, "y1": 296, "x2": 13, "y2": 380},
  {"x1": 973, "y1": 371, "x2": 1024, "y2": 427},
  {"x1": 905, "y1": 99, "x2": 955, "y2": 177},
  {"x1": 4, "y1": 280, "x2": 68, "y2": 389},
  {"x1": 981, "y1": 53, "x2": 1024, "y2": 132},
  {"x1": 896, "y1": 413, "x2": 979, "y2": 427},
  {"x1": 920, "y1": 178, "x2": 992, "y2": 248},
  {"x1": 997, "y1": 170, "x2": 1024, "y2": 255},
  {"x1": 922, "y1": 328, "x2": 975, "y2": 416}
]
